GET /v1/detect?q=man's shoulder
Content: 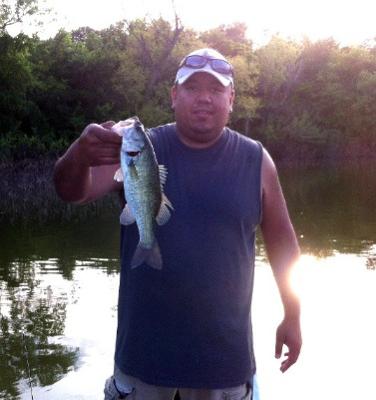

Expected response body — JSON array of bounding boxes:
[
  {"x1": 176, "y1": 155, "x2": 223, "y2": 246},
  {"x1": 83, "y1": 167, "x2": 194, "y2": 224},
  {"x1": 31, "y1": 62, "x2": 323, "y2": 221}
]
[
  {"x1": 226, "y1": 127, "x2": 263, "y2": 152},
  {"x1": 148, "y1": 123, "x2": 176, "y2": 157},
  {"x1": 149, "y1": 122, "x2": 176, "y2": 139}
]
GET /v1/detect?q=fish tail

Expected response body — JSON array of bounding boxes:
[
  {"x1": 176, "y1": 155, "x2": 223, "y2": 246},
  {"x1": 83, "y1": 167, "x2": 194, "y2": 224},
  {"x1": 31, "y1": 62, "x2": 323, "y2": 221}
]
[{"x1": 131, "y1": 240, "x2": 163, "y2": 270}]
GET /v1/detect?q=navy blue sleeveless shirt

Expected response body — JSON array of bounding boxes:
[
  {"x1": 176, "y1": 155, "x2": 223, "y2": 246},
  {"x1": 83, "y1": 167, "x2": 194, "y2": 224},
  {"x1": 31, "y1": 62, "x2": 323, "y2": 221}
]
[{"x1": 115, "y1": 123, "x2": 263, "y2": 389}]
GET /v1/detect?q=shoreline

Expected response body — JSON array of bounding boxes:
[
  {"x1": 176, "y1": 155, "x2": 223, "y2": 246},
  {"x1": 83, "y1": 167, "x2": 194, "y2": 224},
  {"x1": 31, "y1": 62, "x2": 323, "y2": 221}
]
[
  {"x1": 1, "y1": 147, "x2": 374, "y2": 224},
  {"x1": 264, "y1": 138, "x2": 376, "y2": 167}
]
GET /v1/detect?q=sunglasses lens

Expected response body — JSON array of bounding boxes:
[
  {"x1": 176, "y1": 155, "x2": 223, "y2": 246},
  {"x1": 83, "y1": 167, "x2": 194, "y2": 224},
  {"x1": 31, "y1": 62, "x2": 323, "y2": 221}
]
[
  {"x1": 185, "y1": 55, "x2": 207, "y2": 68},
  {"x1": 211, "y1": 59, "x2": 232, "y2": 75},
  {"x1": 181, "y1": 55, "x2": 233, "y2": 76}
]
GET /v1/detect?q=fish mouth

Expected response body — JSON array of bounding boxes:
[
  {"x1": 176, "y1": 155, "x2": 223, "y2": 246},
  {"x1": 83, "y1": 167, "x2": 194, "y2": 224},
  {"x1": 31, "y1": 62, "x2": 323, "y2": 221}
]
[{"x1": 127, "y1": 151, "x2": 140, "y2": 157}]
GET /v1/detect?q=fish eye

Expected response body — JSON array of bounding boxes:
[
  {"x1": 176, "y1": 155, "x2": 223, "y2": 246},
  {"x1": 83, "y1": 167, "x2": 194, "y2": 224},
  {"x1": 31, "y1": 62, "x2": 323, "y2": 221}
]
[{"x1": 127, "y1": 151, "x2": 140, "y2": 157}]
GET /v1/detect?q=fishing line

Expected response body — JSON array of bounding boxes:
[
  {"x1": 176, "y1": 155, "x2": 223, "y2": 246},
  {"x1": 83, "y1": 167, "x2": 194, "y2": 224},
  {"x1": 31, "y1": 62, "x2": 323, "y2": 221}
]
[{"x1": 22, "y1": 332, "x2": 35, "y2": 400}]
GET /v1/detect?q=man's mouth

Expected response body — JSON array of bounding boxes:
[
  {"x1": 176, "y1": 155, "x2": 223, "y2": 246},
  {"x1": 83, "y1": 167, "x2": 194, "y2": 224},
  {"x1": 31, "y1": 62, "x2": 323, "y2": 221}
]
[{"x1": 194, "y1": 109, "x2": 213, "y2": 116}]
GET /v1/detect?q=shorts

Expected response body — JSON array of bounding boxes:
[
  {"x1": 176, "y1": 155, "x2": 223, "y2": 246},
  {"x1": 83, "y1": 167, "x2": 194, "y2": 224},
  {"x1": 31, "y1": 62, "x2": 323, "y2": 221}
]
[{"x1": 104, "y1": 366, "x2": 253, "y2": 400}]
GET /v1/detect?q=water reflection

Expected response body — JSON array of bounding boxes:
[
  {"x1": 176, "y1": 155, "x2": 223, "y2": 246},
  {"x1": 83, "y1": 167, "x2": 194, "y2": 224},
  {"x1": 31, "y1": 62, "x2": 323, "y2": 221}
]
[
  {"x1": 0, "y1": 260, "x2": 79, "y2": 399},
  {"x1": 0, "y1": 219, "x2": 120, "y2": 280},
  {"x1": 0, "y1": 219, "x2": 120, "y2": 399},
  {"x1": 0, "y1": 163, "x2": 375, "y2": 399},
  {"x1": 253, "y1": 255, "x2": 376, "y2": 400},
  {"x1": 280, "y1": 163, "x2": 376, "y2": 257}
]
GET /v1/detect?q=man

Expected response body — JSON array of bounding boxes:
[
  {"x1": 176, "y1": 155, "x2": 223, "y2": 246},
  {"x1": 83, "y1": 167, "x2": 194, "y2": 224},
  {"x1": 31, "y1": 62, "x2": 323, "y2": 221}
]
[{"x1": 54, "y1": 48, "x2": 302, "y2": 400}]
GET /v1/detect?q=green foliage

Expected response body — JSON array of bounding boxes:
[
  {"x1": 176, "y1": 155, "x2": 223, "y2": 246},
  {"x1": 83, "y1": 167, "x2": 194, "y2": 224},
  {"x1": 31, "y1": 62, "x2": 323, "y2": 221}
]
[
  {"x1": 200, "y1": 23, "x2": 252, "y2": 57},
  {"x1": 253, "y1": 37, "x2": 376, "y2": 159},
  {"x1": 255, "y1": 35, "x2": 301, "y2": 105},
  {"x1": 0, "y1": 0, "x2": 48, "y2": 34},
  {"x1": 0, "y1": 14, "x2": 375, "y2": 162},
  {"x1": 232, "y1": 55, "x2": 259, "y2": 113},
  {"x1": 0, "y1": 33, "x2": 35, "y2": 136},
  {"x1": 0, "y1": 131, "x2": 67, "y2": 162},
  {"x1": 29, "y1": 29, "x2": 121, "y2": 138}
]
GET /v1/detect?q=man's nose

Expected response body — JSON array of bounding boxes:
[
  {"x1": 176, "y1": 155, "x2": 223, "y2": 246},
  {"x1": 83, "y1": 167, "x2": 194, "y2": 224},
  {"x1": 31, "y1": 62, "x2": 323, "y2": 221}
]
[{"x1": 196, "y1": 89, "x2": 212, "y2": 103}]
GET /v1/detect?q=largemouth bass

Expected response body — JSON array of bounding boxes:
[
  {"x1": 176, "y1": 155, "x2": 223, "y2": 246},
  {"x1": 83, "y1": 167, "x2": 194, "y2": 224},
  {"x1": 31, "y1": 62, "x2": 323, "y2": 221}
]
[{"x1": 112, "y1": 117, "x2": 173, "y2": 269}]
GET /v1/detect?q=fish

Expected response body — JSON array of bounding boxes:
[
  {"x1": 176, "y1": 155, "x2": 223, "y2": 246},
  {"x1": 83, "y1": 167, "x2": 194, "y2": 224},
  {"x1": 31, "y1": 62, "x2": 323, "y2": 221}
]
[{"x1": 112, "y1": 116, "x2": 173, "y2": 270}]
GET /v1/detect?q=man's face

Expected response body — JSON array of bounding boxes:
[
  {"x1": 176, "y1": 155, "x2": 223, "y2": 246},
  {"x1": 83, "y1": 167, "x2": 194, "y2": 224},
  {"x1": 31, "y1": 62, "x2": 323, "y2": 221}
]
[{"x1": 171, "y1": 72, "x2": 235, "y2": 148}]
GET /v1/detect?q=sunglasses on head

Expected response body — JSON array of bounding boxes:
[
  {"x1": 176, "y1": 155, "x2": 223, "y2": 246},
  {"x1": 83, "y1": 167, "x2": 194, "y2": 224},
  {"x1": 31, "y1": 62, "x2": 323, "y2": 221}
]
[{"x1": 179, "y1": 55, "x2": 234, "y2": 76}]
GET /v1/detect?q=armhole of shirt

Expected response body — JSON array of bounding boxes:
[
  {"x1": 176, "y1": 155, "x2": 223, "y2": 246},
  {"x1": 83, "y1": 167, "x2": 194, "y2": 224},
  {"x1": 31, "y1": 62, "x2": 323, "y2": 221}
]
[{"x1": 256, "y1": 141, "x2": 264, "y2": 226}]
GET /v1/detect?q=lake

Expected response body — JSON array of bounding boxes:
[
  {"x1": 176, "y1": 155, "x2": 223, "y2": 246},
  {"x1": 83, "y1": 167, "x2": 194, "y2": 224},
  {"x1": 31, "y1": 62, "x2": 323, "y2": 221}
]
[{"x1": 1, "y1": 162, "x2": 376, "y2": 400}]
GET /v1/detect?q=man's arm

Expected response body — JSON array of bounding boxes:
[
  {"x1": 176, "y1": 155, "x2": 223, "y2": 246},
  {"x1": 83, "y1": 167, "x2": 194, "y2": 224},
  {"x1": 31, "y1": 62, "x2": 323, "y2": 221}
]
[
  {"x1": 53, "y1": 121, "x2": 122, "y2": 204},
  {"x1": 260, "y1": 148, "x2": 302, "y2": 373}
]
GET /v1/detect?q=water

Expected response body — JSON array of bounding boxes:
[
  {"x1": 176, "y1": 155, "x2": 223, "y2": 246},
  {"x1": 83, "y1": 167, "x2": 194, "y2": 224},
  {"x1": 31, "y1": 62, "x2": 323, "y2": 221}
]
[{"x1": 1, "y1": 163, "x2": 376, "y2": 400}]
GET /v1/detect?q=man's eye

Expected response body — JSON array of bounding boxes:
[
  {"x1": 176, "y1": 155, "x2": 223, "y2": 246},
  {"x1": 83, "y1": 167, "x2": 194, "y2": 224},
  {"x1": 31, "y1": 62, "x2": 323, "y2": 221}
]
[{"x1": 211, "y1": 87, "x2": 224, "y2": 94}]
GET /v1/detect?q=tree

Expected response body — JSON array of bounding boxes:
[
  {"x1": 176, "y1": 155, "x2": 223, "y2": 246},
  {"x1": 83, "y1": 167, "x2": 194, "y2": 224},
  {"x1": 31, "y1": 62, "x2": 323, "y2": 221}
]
[
  {"x1": 254, "y1": 36, "x2": 302, "y2": 143},
  {"x1": 127, "y1": 16, "x2": 183, "y2": 99},
  {"x1": 0, "y1": 0, "x2": 48, "y2": 35},
  {"x1": 29, "y1": 29, "x2": 122, "y2": 140},
  {"x1": 199, "y1": 22, "x2": 251, "y2": 57},
  {"x1": 111, "y1": 16, "x2": 185, "y2": 126},
  {"x1": 230, "y1": 54, "x2": 259, "y2": 136},
  {"x1": 0, "y1": 33, "x2": 35, "y2": 136}
]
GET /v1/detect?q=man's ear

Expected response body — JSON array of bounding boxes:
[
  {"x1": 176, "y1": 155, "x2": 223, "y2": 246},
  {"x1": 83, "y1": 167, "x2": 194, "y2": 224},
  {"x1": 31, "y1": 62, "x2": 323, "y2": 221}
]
[
  {"x1": 229, "y1": 87, "x2": 235, "y2": 112},
  {"x1": 171, "y1": 84, "x2": 178, "y2": 110}
]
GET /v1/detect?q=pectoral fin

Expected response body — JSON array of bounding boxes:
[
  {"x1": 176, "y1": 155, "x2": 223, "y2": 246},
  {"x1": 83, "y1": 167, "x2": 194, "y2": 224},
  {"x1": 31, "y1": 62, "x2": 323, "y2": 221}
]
[
  {"x1": 114, "y1": 168, "x2": 124, "y2": 182},
  {"x1": 156, "y1": 194, "x2": 173, "y2": 226}
]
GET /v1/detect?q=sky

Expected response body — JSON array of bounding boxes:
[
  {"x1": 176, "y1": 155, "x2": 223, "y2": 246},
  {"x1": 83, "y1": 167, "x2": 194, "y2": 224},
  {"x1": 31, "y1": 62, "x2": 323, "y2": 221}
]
[{"x1": 16, "y1": 0, "x2": 376, "y2": 47}]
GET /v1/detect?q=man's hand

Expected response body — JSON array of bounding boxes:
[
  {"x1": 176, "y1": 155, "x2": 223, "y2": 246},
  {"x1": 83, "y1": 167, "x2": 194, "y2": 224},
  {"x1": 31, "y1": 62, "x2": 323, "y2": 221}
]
[
  {"x1": 54, "y1": 120, "x2": 122, "y2": 203},
  {"x1": 77, "y1": 121, "x2": 121, "y2": 167},
  {"x1": 275, "y1": 316, "x2": 302, "y2": 372}
]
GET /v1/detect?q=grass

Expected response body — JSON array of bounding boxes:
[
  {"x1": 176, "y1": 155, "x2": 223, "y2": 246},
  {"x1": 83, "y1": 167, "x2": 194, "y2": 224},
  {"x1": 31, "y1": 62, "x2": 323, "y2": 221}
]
[{"x1": 0, "y1": 157, "x2": 121, "y2": 226}]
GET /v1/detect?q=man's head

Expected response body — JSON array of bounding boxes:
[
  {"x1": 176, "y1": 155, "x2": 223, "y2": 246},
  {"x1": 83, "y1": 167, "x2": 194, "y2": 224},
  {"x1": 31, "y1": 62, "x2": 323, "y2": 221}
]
[
  {"x1": 171, "y1": 48, "x2": 235, "y2": 148},
  {"x1": 175, "y1": 48, "x2": 234, "y2": 87}
]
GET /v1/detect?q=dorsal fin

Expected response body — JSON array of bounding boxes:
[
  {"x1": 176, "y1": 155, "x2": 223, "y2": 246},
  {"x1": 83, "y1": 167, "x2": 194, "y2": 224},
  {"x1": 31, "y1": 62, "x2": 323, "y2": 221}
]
[{"x1": 159, "y1": 165, "x2": 168, "y2": 187}]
